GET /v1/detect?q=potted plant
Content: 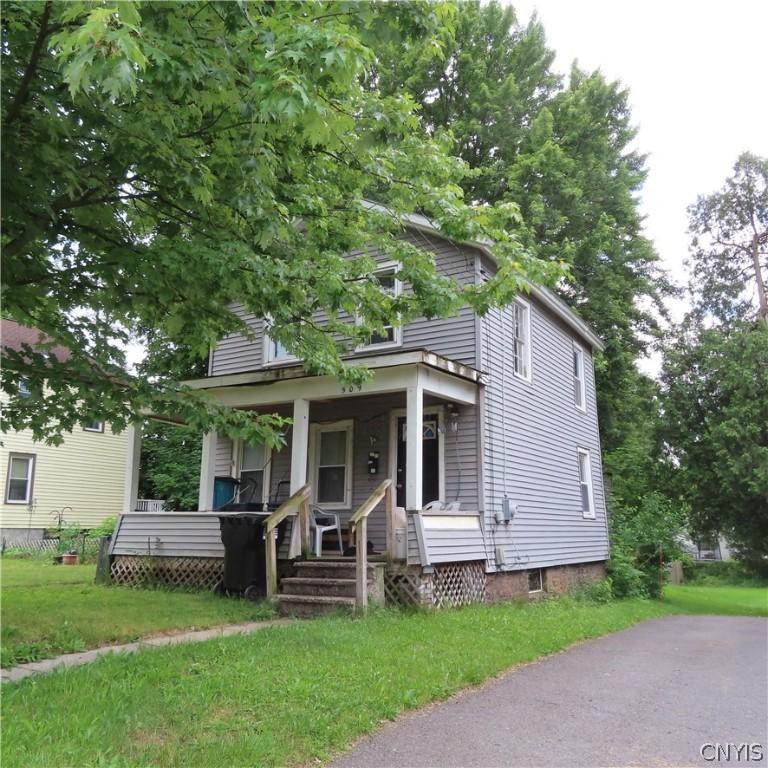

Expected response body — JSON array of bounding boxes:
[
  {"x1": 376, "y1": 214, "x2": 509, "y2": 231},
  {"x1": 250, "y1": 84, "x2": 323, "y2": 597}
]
[
  {"x1": 58, "y1": 521, "x2": 82, "y2": 565},
  {"x1": 62, "y1": 550, "x2": 79, "y2": 565}
]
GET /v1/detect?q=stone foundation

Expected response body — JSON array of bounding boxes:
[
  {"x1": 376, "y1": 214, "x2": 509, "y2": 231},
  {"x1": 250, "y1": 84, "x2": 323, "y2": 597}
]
[
  {"x1": 1, "y1": 528, "x2": 46, "y2": 546},
  {"x1": 486, "y1": 561, "x2": 606, "y2": 601}
]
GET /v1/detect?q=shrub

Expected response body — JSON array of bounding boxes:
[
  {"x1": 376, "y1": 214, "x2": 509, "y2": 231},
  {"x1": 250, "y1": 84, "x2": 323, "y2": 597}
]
[
  {"x1": 684, "y1": 560, "x2": 768, "y2": 587},
  {"x1": 608, "y1": 493, "x2": 687, "y2": 599},
  {"x1": 571, "y1": 578, "x2": 614, "y2": 603},
  {"x1": 91, "y1": 516, "x2": 117, "y2": 538},
  {"x1": 607, "y1": 550, "x2": 648, "y2": 598}
]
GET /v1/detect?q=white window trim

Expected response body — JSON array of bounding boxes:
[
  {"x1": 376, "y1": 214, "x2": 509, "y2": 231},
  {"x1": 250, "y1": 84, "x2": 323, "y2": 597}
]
[
  {"x1": 262, "y1": 317, "x2": 298, "y2": 367},
  {"x1": 511, "y1": 297, "x2": 532, "y2": 382},
  {"x1": 573, "y1": 343, "x2": 586, "y2": 412},
  {"x1": 357, "y1": 261, "x2": 403, "y2": 352},
  {"x1": 83, "y1": 421, "x2": 105, "y2": 433},
  {"x1": 577, "y1": 448, "x2": 596, "y2": 519},
  {"x1": 5, "y1": 453, "x2": 35, "y2": 505},
  {"x1": 309, "y1": 419, "x2": 354, "y2": 510},
  {"x1": 235, "y1": 438, "x2": 272, "y2": 505},
  {"x1": 528, "y1": 568, "x2": 544, "y2": 594}
]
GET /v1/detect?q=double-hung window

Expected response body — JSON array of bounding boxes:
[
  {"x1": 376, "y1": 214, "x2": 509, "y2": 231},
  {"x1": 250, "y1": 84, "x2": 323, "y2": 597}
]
[
  {"x1": 573, "y1": 344, "x2": 586, "y2": 411},
  {"x1": 312, "y1": 421, "x2": 353, "y2": 509},
  {"x1": 5, "y1": 453, "x2": 35, "y2": 504},
  {"x1": 511, "y1": 299, "x2": 531, "y2": 380},
  {"x1": 263, "y1": 317, "x2": 296, "y2": 365},
  {"x1": 361, "y1": 264, "x2": 402, "y2": 349},
  {"x1": 577, "y1": 448, "x2": 595, "y2": 519},
  {"x1": 239, "y1": 441, "x2": 269, "y2": 505}
]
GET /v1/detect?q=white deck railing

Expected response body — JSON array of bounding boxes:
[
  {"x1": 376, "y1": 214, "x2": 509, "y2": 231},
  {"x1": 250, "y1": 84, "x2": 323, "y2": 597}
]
[{"x1": 135, "y1": 499, "x2": 166, "y2": 512}]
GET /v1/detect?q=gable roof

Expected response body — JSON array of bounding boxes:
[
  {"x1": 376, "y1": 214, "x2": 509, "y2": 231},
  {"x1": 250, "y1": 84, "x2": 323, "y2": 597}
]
[
  {"x1": 1, "y1": 319, "x2": 72, "y2": 362},
  {"x1": 363, "y1": 202, "x2": 604, "y2": 351}
]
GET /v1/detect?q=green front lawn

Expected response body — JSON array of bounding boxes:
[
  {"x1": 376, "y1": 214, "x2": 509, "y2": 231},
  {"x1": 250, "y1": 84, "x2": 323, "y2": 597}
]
[
  {"x1": 3, "y1": 598, "x2": 670, "y2": 768},
  {"x1": 3, "y1": 558, "x2": 765, "y2": 768},
  {"x1": 663, "y1": 584, "x2": 768, "y2": 616},
  {"x1": 0, "y1": 559, "x2": 275, "y2": 667}
]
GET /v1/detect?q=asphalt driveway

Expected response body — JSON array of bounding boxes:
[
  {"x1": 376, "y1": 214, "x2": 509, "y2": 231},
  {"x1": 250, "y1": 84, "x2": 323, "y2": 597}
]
[{"x1": 331, "y1": 615, "x2": 768, "y2": 768}]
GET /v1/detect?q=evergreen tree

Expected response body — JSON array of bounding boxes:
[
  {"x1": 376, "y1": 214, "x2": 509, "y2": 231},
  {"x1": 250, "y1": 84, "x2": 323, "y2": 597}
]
[
  {"x1": 661, "y1": 154, "x2": 768, "y2": 573},
  {"x1": 375, "y1": 0, "x2": 668, "y2": 463}
]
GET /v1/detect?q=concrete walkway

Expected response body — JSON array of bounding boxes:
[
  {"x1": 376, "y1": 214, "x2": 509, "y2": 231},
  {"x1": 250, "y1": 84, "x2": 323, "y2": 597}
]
[
  {"x1": 1, "y1": 618, "x2": 291, "y2": 684},
  {"x1": 331, "y1": 615, "x2": 768, "y2": 768}
]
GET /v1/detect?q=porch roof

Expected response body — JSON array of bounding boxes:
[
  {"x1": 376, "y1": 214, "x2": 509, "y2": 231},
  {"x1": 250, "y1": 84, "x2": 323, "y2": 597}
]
[{"x1": 183, "y1": 349, "x2": 481, "y2": 407}]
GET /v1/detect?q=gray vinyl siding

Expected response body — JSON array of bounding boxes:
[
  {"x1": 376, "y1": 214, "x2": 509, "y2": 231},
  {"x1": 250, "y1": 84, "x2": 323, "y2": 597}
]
[
  {"x1": 215, "y1": 434, "x2": 233, "y2": 476},
  {"x1": 209, "y1": 229, "x2": 478, "y2": 376},
  {"x1": 111, "y1": 513, "x2": 224, "y2": 558},
  {"x1": 407, "y1": 514, "x2": 420, "y2": 565},
  {"x1": 479, "y1": 282, "x2": 609, "y2": 572},
  {"x1": 210, "y1": 307, "x2": 263, "y2": 375},
  {"x1": 212, "y1": 394, "x2": 481, "y2": 554}
]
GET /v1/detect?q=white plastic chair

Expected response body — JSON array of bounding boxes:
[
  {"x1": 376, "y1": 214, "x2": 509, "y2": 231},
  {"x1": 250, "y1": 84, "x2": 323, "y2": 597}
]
[{"x1": 309, "y1": 505, "x2": 344, "y2": 557}]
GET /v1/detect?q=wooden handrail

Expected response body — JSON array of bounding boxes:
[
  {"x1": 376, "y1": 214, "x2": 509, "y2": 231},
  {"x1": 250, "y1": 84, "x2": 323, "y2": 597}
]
[
  {"x1": 264, "y1": 484, "x2": 311, "y2": 598},
  {"x1": 264, "y1": 484, "x2": 311, "y2": 531},
  {"x1": 349, "y1": 478, "x2": 392, "y2": 532},
  {"x1": 349, "y1": 478, "x2": 393, "y2": 615}
]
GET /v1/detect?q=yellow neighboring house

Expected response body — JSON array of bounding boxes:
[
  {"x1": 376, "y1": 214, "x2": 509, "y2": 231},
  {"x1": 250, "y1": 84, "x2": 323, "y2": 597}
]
[{"x1": 1, "y1": 320, "x2": 130, "y2": 544}]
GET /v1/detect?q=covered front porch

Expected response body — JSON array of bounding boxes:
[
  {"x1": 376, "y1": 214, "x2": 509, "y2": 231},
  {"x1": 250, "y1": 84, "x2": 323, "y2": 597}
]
[{"x1": 116, "y1": 351, "x2": 490, "y2": 613}]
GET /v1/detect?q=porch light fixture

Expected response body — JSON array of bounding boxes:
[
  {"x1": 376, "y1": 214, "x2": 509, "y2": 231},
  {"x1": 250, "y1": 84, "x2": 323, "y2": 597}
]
[{"x1": 446, "y1": 405, "x2": 459, "y2": 434}]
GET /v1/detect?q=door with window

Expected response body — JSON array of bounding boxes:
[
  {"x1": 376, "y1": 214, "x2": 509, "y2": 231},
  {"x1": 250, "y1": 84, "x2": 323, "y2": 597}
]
[{"x1": 395, "y1": 415, "x2": 440, "y2": 509}]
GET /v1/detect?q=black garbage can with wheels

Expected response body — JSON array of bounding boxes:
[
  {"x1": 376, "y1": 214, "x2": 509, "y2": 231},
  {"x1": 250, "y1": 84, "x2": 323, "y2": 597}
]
[{"x1": 216, "y1": 508, "x2": 288, "y2": 599}]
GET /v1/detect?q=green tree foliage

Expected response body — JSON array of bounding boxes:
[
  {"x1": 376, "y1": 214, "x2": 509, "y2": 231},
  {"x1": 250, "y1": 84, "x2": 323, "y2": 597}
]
[
  {"x1": 138, "y1": 422, "x2": 202, "y2": 512},
  {"x1": 687, "y1": 153, "x2": 768, "y2": 324},
  {"x1": 661, "y1": 154, "x2": 768, "y2": 575},
  {"x1": 661, "y1": 323, "x2": 768, "y2": 574},
  {"x1": 608, "y1": 492, "x2": 687, "y2": 598},
  {"x1": 2, "y1": 0, "x2": 559, "y2": 445},
  {"x1": 374, "y1": 0, "x2": 667, "y2": 460}
]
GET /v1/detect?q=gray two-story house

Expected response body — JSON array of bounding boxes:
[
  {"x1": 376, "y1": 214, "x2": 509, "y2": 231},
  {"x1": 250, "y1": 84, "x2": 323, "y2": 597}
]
[{"x1": 113, "y1": 212, "x2": 609, "y2": 613}]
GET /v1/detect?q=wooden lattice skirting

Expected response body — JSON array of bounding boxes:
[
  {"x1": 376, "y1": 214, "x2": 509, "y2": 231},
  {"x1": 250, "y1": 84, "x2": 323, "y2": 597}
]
[
  {"x1": 384, "y1": 560, "x2": 487, "y2": 608},
  {"x1": 432, "y1": 561, "x2": 486, "y2": 608},
  {"x1": 110, "y1": 555, "x2": 223, "y2": 591},
  {"x1": 384, "y1": 569, "x2": 423, "y2": 607}
]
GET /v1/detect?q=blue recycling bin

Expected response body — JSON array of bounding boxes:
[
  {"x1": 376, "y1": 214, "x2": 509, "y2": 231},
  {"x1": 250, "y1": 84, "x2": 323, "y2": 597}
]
[{"x1": 213, "y1": 476, "x2": 237, "y2": 510}]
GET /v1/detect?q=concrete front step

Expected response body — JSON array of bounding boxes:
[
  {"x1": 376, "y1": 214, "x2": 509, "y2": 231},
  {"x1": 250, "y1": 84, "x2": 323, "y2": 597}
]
[
  {"x1": 278, "y1": 594, "x2": 356, "y2": 618},
  {"x1": 281, "y1": 576, "x2": 362, "y2": 598},
  {"x1": 294, "y1": 560, "x2": 378, "y2": 580}
]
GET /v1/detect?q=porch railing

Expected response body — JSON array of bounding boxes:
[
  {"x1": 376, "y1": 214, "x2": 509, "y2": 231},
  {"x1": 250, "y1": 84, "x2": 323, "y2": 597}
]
[
  {"x1": 349, "y1": 478, "x2": 394, "y2": 614},
  {"x1": 263, "y1": 484, "x2": 311, "y2": 598},
  {"x1": 135, "y1": 499, "x2": 165, "y2": 512}
]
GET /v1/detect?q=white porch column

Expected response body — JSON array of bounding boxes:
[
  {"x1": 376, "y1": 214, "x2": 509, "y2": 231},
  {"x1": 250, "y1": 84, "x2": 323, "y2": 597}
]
[
  {"x1": 122, "y1": 424, "x2": 142, "y2": 514},
  {"x1": 198, "y1": 429, "x2": 217, "y2": 511},
  {"x1": 288, "y1": 398, "x2": 310, "y2": 558},
  {"x1": 405, "y1": 371, "x2": 424, "y2": 511},
  {"x1": 290, "y1": 398, "x2": 310, "y2": 493}
]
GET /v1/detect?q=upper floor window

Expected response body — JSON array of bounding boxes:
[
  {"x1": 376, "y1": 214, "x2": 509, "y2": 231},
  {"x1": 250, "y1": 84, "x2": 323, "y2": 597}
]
[
  {"x1": 573, "y1": 344, "x2": 586, "y2": 411},
  {"x1": 17, "y1": 378, "x2": 31, "y2": 398},
  {"x1": 5, "y1": 453, "x2": 35, "y2": 504},
  {"x1": 312, "y1": 420, "x2": 353, "y2": 509},
  {"x1": 512, "y1": 299, "x2": 531, "y2": 380},
  {"x1": 263, "y1": 320, "x2": 297, "y2": 365},
  {"x1": 238, "y1": 440, "x2": 270, "y2": 505},
  {"x1": 577, "y1": 448, "x2": 595, "y2": 519},
  {"x1": 83, "y1": 420, "x2": 105, "y2": 433},
  {"x1": 360, "y1": 265, "x2": 402, "y2": 350}
]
